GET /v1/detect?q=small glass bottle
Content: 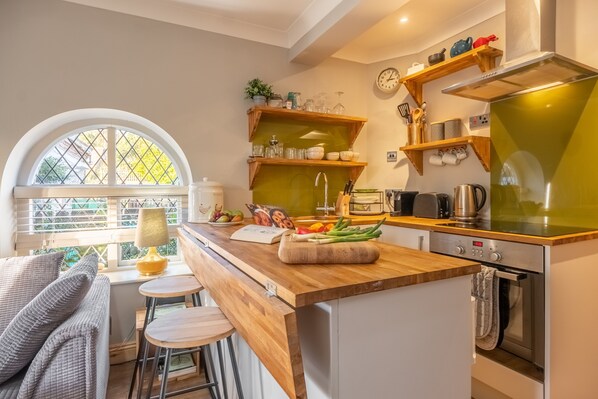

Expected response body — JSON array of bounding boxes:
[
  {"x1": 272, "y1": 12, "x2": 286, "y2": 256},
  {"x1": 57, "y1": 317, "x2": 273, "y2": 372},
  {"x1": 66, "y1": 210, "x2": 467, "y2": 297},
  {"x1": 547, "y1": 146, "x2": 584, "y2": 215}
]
[
  {"x1": 285, "y1": 92, "x2": 295, "y2": 109},
  {"x1": 293, "y1": 92, "x2": 302, "y2": 110}
]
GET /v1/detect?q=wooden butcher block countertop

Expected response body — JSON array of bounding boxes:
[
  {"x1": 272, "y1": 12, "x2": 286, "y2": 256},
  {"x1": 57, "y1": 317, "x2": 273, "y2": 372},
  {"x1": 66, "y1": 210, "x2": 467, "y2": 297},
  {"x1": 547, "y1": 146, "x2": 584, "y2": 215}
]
[{"x1": 181, "y1": 221, "x2": 480, "y2": 308}]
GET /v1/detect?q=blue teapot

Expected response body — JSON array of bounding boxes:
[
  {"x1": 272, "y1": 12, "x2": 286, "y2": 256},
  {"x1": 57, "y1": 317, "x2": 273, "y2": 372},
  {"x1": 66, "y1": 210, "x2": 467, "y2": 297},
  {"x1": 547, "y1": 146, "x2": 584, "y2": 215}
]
[{"x1": 450, "y1": 37, "x2": 473, "y2": 58}]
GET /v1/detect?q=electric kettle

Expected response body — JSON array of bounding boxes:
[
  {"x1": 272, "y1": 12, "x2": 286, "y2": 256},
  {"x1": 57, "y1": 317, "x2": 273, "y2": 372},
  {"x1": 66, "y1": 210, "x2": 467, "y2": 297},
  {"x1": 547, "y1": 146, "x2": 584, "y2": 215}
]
[{"x1": 454, "y1": 184, "x2": 486, "y2": 220}]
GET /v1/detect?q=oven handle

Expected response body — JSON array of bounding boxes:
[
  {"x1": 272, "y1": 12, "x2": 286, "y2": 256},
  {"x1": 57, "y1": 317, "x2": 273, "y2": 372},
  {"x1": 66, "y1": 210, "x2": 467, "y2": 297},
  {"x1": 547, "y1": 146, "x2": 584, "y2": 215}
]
[{"x1": 495, "y1": 270, "x2": 527, "y2": 281}]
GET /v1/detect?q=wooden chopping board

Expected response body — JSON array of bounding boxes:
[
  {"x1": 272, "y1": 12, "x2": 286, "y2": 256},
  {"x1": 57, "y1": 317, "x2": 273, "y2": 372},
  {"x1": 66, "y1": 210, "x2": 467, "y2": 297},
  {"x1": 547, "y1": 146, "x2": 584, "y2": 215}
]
[{"x1": 277, "y1": 233, "x2": 380, "y2": 264}]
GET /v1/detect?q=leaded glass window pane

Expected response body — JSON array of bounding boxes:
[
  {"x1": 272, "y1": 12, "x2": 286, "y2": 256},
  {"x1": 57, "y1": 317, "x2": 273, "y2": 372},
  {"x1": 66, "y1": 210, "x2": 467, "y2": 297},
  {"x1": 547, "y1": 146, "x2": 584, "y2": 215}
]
[
  {"x1": 115, "y1": 130, "x2": 179, "y2": 185},
  {"x1": 119, "y1": 197, "x2": 180, "y2": 227},
  {"x1": 120, "y1": 238, "x2": 177, "y2": 261},
  {"x1": 30, "y1": 198, "x2": 108, "y2": 233},
  {"x1": 34, "y1": 129, "x2": 108, "y2": 184}
]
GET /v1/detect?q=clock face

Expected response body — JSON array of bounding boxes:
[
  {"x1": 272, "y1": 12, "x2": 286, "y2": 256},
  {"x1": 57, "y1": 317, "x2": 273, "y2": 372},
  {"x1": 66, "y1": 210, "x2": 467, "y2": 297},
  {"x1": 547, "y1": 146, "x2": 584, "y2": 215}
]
[{"x1": 376, "y1": 67, "x2": 401, "y2": 93}]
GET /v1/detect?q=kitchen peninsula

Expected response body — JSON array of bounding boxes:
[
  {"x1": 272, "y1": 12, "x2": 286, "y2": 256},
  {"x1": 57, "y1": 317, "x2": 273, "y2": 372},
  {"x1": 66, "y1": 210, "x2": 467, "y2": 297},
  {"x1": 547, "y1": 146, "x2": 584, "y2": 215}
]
[{"x1": 179, "y1": 221, "x2": 480, "y2": 399}]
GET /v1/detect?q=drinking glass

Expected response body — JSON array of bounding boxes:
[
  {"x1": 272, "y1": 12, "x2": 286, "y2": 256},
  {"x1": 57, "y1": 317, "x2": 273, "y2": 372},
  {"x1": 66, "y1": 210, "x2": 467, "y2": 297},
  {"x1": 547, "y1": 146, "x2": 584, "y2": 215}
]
[
  {"x1": 252, "y1": 144, "x2": 264, "y2": 157},
  {"x1": 304, "y1": 99, "x2": 314, "y2": 112},
  {"x1": 265, "y1": 147, "x2": 276, "y2": 158},
  {"x1": 293, "y1": 92, "x2": 302, "y2": 110},
  {"x1": 332, "y1": 91, "x2": 345, "y2": 115},
  {"x1": 285, "y1": 147, "x2": 296, "y2": 159},
  {"x1": 276, "y1": 143, "x2": 284, "y2": 158}
]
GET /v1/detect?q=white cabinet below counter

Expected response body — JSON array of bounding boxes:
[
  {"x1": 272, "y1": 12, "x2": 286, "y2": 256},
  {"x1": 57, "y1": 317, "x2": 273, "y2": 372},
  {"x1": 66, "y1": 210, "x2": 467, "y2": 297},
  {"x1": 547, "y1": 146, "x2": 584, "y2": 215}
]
[{"x1": 378, "y1": 224, "x2": 430, "y2": 251}]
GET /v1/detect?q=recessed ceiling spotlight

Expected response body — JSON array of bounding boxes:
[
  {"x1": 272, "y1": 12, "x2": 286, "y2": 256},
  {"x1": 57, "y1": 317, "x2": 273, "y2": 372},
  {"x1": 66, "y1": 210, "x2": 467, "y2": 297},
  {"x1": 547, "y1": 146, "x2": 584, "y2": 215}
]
[{"x1": 399, "y1": 17, "x2": 409, "y2": 24}]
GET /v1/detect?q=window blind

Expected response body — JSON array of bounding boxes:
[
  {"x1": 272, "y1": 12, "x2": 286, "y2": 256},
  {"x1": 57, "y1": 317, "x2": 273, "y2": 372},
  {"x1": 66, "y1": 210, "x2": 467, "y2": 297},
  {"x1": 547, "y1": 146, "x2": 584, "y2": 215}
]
[{"x1": 14, "y1": 185, "x2": 187, "y2": 253}]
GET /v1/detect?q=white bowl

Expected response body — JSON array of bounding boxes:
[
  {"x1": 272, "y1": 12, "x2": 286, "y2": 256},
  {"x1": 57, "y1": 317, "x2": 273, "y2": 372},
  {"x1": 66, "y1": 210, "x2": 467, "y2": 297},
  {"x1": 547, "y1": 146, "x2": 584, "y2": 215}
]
[
  {"x1": 340, "y1": 150, "x2": 353, "y2": 161},
  {"x1": 307, "y1": 146, "x2": 324, "y2": 154},
  {"x1": 351, "y1": 152, "x2": 360, "y2": 161},
  {"x1": 307, "y1": 152, "x2": 324, "y2": 160},
  {"x1": 326, "y1": 152, "x2": 340, "y2": 161}
]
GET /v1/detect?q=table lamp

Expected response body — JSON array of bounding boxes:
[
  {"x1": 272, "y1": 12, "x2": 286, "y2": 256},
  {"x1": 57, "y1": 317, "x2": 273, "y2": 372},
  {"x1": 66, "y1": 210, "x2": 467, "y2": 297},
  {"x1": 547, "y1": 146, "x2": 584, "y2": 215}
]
[{"x1": 134, "y1": 208, "x2": 169, "y2": 275}]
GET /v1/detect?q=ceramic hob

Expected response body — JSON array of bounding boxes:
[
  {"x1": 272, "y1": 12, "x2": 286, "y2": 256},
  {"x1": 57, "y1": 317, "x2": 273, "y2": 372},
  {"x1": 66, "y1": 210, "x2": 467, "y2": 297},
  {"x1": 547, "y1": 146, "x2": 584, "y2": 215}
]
[{"x1": 439, "y1": 220, "x2": 596, "y2": 237}]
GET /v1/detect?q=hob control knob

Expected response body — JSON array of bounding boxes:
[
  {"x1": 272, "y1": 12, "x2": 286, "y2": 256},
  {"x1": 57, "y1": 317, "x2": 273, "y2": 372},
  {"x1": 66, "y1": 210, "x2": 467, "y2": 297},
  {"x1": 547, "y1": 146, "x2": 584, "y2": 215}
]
[
  {"x1": 455, "y1": 245, "x2": 465, "y2": 255},
  {"x1": 490, "y1": 252, "x2": 502, "y2": 262}
]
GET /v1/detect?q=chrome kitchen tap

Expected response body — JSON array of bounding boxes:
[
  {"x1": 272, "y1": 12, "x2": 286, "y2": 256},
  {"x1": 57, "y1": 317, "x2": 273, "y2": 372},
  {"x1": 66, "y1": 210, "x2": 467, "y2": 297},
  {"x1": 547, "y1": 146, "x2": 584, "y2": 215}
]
[{"x1": 315, "y1": 171, "x2": 334, "y2": 216}]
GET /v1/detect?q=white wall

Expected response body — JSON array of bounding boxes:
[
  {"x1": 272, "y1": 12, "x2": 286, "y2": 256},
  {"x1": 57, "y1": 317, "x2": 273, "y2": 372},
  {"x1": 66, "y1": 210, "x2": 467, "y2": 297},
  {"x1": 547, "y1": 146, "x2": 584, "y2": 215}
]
[{"x1": 362, "y1": 14, "x2": 506, "y2": 219}]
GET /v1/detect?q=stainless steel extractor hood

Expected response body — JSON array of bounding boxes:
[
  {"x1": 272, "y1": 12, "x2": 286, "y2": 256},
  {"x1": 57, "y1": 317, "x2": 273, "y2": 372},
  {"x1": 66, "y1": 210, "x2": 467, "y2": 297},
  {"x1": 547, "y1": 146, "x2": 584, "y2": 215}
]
[{"x1": 442, "y1": 0, "x2": 598, "y2": 102}]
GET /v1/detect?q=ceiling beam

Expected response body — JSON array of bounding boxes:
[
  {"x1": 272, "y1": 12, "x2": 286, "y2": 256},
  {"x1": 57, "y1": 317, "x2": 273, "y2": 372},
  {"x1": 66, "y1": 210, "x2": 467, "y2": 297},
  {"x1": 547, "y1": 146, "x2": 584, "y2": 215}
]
[{"x1": 288, "y1": 0, "x2": 410, "y2": 65}]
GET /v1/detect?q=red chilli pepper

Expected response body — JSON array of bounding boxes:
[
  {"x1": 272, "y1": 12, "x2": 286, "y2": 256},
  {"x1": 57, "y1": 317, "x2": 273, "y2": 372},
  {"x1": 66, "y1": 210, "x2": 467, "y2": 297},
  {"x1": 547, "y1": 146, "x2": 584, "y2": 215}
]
[{"x1": 296, "y1": 226, "x2": 312, "y2": 235}]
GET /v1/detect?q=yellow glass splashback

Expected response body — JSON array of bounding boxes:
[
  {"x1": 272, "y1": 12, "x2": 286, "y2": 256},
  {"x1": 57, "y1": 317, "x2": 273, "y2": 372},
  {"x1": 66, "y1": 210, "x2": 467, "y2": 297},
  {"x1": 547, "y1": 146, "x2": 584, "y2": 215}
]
[
  {"x1": 491, "y1": 77, "x2": 598, "y2": 228},
  {"x1": 251, "y1": 120, "x2": 355, "y2": 216}
]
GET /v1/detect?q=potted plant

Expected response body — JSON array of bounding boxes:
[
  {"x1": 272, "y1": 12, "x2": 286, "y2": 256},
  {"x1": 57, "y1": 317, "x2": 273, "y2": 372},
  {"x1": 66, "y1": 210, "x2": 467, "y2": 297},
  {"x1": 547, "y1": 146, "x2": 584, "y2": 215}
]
[{"x1": 244, "y1": 78, "x2": 273, "y2": 106}]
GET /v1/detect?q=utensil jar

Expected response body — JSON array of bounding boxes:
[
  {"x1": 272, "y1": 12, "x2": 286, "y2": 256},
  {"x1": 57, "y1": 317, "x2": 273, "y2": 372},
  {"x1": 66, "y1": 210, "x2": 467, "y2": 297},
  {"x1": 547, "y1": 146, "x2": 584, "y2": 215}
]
[{"x1": 407, "y1": 122, "x2": 424, "y2": 145}]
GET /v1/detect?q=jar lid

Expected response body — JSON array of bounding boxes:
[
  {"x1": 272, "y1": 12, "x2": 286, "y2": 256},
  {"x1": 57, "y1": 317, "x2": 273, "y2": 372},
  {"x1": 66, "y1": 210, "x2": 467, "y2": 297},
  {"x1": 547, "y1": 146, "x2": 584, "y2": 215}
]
[{"x1": 190, "y1": 177, "x2": 222, "y2": 187}]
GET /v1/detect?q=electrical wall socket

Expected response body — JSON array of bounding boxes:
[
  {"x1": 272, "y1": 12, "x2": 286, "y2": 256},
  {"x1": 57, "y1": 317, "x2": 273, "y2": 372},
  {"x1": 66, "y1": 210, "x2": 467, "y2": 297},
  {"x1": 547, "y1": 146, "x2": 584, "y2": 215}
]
[
  {"x1": 469, "y1": 113, "x2": 490, "y2": 129},
  {"x1": 385, "y1": 189, "x2": 401, "y2": 200},
  {"x1": 387, "y1": 151, "x2": 397, "y2": 162}
]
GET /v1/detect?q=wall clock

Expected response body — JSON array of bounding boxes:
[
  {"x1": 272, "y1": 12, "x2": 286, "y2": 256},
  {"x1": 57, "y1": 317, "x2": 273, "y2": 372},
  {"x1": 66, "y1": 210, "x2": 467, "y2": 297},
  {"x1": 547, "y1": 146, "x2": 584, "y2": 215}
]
[{"x1": 376, "y1": 67, "x2": 401, "y2": 94}]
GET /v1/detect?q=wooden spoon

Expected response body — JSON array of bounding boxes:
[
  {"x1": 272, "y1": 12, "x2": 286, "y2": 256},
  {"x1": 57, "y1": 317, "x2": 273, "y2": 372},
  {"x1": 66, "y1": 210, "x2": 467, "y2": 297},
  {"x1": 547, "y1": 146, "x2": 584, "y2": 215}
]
[{"x1": 412, "y1": 108, "x2": 423, "y2": 123}]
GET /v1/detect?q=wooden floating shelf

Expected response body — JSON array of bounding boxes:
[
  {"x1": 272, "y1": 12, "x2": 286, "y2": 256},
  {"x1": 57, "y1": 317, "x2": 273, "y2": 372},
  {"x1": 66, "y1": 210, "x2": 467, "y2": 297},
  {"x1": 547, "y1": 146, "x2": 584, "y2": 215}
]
[
  {"x1": 399, "y1": 136, "x2": 490, "y2": 176},
  {"x1": 247, "y1": 158, "x2": 367, "y2": 189},
  {"x1": 399, "y1": 45, "x2": 503, "y2": 106},
  {"x1": 247, "y1": 106, "x2": 367, "y2": 145}
]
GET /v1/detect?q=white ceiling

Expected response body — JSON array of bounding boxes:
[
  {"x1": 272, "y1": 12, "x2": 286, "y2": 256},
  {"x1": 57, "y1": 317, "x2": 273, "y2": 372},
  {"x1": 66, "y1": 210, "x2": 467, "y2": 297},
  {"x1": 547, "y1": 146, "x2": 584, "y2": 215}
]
[{"x1": 63, "y1": 0, "x2": 505, "y2": 65}]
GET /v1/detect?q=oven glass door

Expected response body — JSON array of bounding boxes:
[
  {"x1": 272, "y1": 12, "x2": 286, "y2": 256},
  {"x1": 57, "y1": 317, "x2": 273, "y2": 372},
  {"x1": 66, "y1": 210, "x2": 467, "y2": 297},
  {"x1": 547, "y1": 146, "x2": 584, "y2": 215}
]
[
  {"x1": 480, "y1": 264, "x2": 545, "y2": 372},
  {"x1": 499, "y1": 270, "x2": 533, "y2": 360}
]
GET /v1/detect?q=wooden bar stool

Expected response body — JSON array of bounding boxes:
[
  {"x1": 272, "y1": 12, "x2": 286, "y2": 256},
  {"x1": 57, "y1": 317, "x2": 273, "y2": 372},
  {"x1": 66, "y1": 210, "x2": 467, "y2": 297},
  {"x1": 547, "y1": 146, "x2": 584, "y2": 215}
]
[
  {"x1": 144, "y1": 306, "x2": 244, "y2": 399},
  {"x1": 129, "y1": 275, "x2": 204, "y2": 399}
]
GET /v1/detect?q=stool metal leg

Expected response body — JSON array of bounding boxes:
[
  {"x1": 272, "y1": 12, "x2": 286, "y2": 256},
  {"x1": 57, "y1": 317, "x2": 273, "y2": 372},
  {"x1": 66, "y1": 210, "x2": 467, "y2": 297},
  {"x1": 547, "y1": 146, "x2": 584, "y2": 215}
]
[
  {"x1": 158, "y1": 348, "x2": 173, "y2": 399},
  {"x1": 227, "y1": 336, "x2": 244, "y2": 399},
  {"x1": 137, "y1": 297, "x2": 158, "y2": 399},
  {"x1": 145, "y1": 346, "x2": 162, "y2": 399},
  {"x1": 192, "y1": 291, "x2": 202, "y2": 307},
  {"x1": 216, "y1": 341, "x2": 228, "y2": 399},
  {"x1": 129, "y1": 296, "x2": 157, "y2": 399},
  {"x1": 203, "y1": 344, "x2": 222, "y2": 399}
]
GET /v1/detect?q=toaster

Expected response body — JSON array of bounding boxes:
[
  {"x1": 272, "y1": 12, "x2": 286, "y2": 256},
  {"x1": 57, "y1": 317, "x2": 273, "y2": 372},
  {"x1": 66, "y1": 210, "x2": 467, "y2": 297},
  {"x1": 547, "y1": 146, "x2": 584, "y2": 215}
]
[
  {"x1": 413, "y1": 192, "x2": 450, "y2": 219},
  {"x1": 391, "y1": 191, "x2": 419, "y2": 216}
]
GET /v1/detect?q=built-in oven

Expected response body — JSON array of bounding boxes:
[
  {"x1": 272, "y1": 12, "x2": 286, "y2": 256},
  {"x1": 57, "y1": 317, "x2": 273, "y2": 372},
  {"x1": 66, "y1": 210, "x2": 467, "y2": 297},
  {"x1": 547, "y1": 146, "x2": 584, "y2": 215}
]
[{"x1": 430, "y1": 231, "x2": 545, "y2": 381}]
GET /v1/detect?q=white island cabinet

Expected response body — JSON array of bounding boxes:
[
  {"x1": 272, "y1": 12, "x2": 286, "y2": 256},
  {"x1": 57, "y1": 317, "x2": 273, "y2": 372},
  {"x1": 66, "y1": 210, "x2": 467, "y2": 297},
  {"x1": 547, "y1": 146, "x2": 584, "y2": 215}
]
[{"x1": 216, "y1": 275, "x2": 473, "y2": 399}]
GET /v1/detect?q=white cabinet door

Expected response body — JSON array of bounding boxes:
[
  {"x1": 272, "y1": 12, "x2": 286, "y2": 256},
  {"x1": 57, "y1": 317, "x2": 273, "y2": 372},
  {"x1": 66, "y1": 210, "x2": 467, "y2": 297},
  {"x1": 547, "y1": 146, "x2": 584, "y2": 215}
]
[{"x1": 378, "y1": 225, "x2": 429, "y2": 251}]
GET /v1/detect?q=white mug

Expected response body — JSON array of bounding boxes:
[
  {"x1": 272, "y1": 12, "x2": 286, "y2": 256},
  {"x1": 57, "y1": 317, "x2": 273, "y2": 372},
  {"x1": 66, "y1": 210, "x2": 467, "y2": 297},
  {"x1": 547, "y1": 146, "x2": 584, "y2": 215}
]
[
  {"x1": 429, "y1": 153, "x2": 445, "y2": 166},
  {"x1": 442, "y1": 151, "x2": 460, "y2": 165},
  {"x1": 456, "y1": 148, "x2": 468, "y2": 160}
]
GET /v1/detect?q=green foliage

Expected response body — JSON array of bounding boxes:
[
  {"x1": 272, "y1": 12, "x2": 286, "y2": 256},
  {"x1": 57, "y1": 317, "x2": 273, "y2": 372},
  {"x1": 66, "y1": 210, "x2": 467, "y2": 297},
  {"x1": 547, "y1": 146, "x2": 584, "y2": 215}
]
[
  {"x1": 244, "y1": 78, "x2": 273, "y2": 99},
  {"x1": 36, "y1": 156, "x2": 70, "y2": 184}
]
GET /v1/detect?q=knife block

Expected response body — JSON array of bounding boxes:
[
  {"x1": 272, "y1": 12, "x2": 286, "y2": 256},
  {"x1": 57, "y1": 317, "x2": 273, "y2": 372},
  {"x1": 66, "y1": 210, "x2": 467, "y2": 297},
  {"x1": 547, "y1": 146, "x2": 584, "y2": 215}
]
[{"x1": 335, "y1": 192, "x2": 351, "y2": 217}]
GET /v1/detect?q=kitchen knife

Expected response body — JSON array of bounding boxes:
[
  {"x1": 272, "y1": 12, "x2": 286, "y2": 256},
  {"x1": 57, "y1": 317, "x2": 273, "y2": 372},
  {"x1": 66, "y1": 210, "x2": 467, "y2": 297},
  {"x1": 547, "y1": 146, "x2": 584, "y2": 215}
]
[
  {"x1": 347, "y1": 180, "x2": 355, "y2": 194},
  {"x1": 343, "y1": 180, "x2": 350, "y2": 195}
]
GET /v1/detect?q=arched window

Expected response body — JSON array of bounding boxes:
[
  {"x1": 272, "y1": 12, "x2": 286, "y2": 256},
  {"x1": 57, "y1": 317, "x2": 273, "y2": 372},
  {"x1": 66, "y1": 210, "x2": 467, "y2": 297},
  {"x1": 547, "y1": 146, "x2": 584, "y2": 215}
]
[{"x1": 14, "y1": 124, "x2": 188, "y2": 271}]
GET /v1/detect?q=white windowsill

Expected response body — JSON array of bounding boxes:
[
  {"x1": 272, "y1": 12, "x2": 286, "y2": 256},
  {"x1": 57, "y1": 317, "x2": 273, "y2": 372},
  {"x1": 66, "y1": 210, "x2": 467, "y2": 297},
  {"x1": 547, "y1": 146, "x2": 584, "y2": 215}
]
[{"x1": 102, "y1": 262, "x2": 193, "y2": 285}]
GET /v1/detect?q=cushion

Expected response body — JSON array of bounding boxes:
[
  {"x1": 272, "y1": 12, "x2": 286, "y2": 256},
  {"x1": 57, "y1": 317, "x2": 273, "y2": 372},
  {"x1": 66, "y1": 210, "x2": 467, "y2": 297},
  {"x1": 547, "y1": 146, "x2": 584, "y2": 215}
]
[
  {"x1": 0, "y1": 254, "x2": 98, "y2": 384},
  {"x1": 0, "y1": 252, "x2": 65, "y2": 333}
]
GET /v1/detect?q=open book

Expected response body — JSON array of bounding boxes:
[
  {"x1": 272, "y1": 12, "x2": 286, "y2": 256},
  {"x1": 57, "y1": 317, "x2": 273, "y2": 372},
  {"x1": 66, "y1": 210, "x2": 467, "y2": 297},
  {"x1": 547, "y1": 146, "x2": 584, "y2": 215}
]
[{"x1": 230, "y1": 224, "x2": 290, "y2": 244}]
